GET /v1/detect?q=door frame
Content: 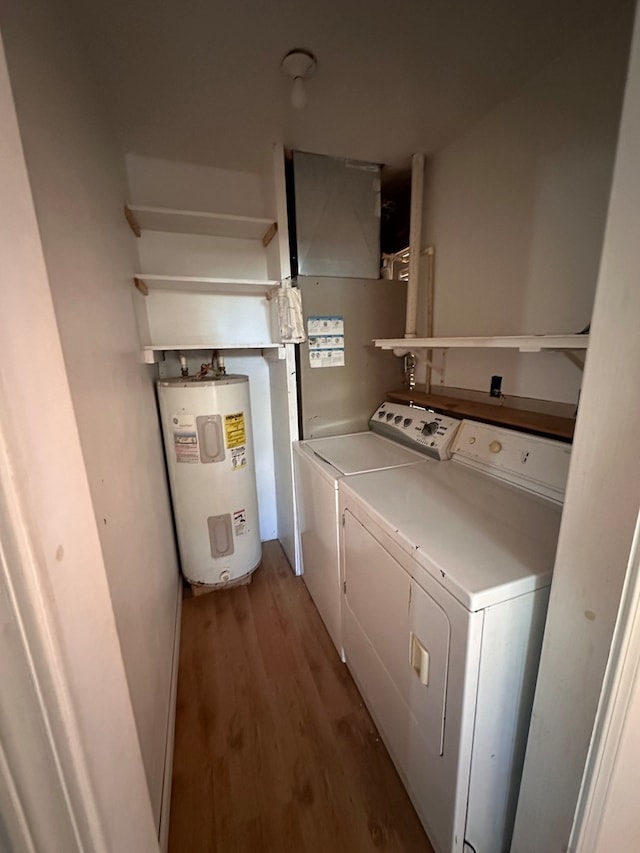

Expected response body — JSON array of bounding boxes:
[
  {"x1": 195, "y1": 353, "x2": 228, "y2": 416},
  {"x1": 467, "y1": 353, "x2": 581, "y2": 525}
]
[{"x1": 570, "y1": 511, "x2": 640, "y2": 850}]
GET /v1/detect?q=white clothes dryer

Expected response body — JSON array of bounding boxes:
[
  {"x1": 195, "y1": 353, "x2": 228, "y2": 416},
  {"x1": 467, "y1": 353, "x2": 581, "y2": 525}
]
[{"x1": 339, "y1": 419, "x2": 571, "y2": 853}]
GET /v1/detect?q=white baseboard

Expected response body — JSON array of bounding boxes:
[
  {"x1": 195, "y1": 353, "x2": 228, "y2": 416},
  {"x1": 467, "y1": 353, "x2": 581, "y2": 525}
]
[{"x1": 158, "y1": 580, "x2": 183, "y2": 853}]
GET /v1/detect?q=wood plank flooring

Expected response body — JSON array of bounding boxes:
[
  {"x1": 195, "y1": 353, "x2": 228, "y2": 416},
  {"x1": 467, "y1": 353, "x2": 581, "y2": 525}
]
[{"x1": 168, "y1": 540, "x2": 434, "y2": 853}]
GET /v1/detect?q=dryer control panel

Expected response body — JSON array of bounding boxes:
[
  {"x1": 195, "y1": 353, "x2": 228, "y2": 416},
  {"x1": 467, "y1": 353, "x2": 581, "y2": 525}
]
[
  {"x1": 369, "y1": 402, "x2": 461, "y2": 460},
  {"x1": 452, "y1": 420, "x2": 571, "y2": 502}
]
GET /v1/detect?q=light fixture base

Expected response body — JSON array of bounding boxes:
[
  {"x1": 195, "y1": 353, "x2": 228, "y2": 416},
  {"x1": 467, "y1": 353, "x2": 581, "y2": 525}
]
[{"x1": 280, "y1": 49, "x2": 317, "y2": 82}]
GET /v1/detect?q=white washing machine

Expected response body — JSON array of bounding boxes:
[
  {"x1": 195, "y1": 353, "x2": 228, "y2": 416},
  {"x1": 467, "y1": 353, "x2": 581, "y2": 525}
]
[
  {"x1": 293, "y1": 402, "x2": 461, "y2": 659},
  {"x1": 339, "y1": 419, "x2": 571, "y2": 853}
]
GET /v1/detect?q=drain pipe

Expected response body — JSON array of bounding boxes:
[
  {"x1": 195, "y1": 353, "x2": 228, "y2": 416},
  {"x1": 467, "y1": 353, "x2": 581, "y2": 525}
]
[
  {"x1": 395, "y1": 153, "x2": 425, "y2": 389},
  {"x1": 405, "y1": 153, "x2": 424, "y2": 340},
  {"x1": 423, "y1": 245, "x2": 435, "y2": 393}
]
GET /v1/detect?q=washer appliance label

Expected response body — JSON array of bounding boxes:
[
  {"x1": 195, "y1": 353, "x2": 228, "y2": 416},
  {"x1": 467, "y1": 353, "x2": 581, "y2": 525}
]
[{"x1": 307, "y1": 316, "x2": 345, "y2": 369}]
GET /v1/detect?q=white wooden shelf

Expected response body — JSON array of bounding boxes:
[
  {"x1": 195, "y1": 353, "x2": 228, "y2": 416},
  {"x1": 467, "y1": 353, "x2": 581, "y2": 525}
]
[
  {"x1": 125, "y1": 204, "x2": 276, "y2": 242},
  {"x1": 373, "y1": 334, "x2": 590, "y2": 353},
  {"x1": 134, "y1": 274, "x2": 279, "y2": 296},
  {"x1": 144, "y1": 343, "x2": 283, "y2": 352},
  {"x1": 142, "y1": 343, "x2": 284, "y2": 364}
]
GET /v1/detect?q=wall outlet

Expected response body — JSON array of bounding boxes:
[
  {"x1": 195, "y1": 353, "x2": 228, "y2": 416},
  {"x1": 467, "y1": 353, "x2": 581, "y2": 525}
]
[{"x1": 490, "y1": 375, "x2": 503, "y2": 398}]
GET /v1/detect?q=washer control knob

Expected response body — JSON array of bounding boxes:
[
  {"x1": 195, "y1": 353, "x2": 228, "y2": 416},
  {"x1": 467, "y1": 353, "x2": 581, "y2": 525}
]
[
  {"x1": 378, "y1": 411, "x2": 385, "y2": 418},
  {"x1": 386, "y1": 412, "x2": 393, "y2": 421},
  {"x1": 489, "y1": 440, "x2": 503, "y2": 454},
  {"x1": 394, "y1": 415, "x2": 402, "y2": 424},
  {"x1": 403, "y1": 418, "x2": 412, "y2": 428},
  {"x1": 421, "y1": 421, "x2": 439, "y2": 437}
]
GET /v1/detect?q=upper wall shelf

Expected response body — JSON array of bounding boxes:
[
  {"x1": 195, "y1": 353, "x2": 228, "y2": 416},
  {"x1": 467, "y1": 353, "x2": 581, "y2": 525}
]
[
  {"x1": 144, "y1": 343, "x2": 283, "y2": 352},
  {"x1": 124, "y1": 204, "x2": 277, "y2": 244},
  {"x1": 142, "y1": 343, "x2": 284, "y2": 364},
  {"x1": 133, "y1": 274, "x2": 279, "y2": 296},
  {"x1": 373, "y1": 334, "x2": 590, "y2": 353}
]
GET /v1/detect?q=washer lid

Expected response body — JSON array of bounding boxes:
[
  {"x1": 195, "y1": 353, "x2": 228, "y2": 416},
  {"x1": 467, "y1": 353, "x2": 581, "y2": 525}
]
[
  {"x1": 304, "y1": 432, "x2": 428, "y2": 476},
  {"x1": 339, "y1": 461, "x2": 563, "y2": 611}
]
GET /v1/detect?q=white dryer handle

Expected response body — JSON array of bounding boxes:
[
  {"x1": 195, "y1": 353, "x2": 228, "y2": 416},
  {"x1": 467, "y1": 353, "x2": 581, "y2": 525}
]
[{"x1": 410, "y1": 632, "x2": 430, "y2": 686}]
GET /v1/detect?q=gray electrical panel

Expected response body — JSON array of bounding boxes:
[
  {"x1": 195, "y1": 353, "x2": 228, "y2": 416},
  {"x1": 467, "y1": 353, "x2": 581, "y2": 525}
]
[
  {"x1": 293, "y1": 151, "x2": 381, "y2": 279},
  {"x1": 297, "y1": 276, "x2": 407, "y2": 439}
]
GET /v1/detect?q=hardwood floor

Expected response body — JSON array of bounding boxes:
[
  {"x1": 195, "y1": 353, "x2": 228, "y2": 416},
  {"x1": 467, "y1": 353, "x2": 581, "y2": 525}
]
[{"x1": 168, "y1": 540, "x2": 434, "y2": 853}]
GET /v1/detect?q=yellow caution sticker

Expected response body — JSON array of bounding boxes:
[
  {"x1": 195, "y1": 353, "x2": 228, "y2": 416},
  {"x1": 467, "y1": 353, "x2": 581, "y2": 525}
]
[{"x1": 224, "y1": 412, "x2": 246, "y2": 449}]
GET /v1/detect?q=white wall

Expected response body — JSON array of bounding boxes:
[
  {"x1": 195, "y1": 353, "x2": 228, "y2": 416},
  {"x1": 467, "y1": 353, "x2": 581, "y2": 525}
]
[
  {"x1": 512, "y1": 3, "x2": 640, "y2": 848},
  {"x1": 126, "y1": 152, "x2": 270, "y2": 216},
  {"x1": 0, "y1": 28, "x2": 157, "y2": 852},
  {"x1": 420, "y1": 6, "x2": 633, "y2": 403},
  {"x1": 0, "y1": 0, "x2": 180, "y2": 826}
]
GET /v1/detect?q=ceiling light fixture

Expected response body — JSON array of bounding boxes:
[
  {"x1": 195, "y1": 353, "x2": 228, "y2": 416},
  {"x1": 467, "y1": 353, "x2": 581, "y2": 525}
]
[{"x1": 280, "y1": 48, "x2": 317, "y2": 110}]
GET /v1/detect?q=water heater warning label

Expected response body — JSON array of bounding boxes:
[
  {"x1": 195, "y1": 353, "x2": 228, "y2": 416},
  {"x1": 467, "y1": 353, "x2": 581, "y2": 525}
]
[
  {"x1": 224, "y1": 412, "x2": 246, "y2": 448},
  {"x1": 171, "y1": 414, "x2": 199, "y2": 463},
  {"x1": 231, "y1": 446, "x2": 247, "y2": 471},
  {"x1": 233, "y1": 509, "x2": 247, "y2": 536}
]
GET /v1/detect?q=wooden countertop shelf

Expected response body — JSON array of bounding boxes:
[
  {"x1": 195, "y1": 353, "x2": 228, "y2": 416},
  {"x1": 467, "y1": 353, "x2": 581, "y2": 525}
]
[{"x1": 386, "y1": 390, "x2": 575, "y2": 442}]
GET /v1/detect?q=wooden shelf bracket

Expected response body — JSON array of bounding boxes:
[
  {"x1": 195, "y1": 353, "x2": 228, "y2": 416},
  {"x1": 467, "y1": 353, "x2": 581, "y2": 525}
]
[
  {"x1": 262, "y1": 221, "x2": 278, "y2": 248},
  {"x1": 133, "y1": 276, "x2": 148, "y2": 296},
  {"x1": 124, "y1": 204, "x2": 141, "y2": 238},
  {"x1": 561, "y1": 350, "x2": 587, "y2": 370}
]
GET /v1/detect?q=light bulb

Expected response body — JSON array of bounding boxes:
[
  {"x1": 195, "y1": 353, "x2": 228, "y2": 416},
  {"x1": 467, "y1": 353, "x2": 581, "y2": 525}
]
[{"x1": 291, "y1": 76, "x2": 307, "y2": 110}]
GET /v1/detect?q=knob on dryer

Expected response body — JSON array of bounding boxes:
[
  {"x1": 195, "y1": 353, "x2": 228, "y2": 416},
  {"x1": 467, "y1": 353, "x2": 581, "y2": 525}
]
[{"x1": 489, "y1": 440, "x2": 503, "y2": 454}]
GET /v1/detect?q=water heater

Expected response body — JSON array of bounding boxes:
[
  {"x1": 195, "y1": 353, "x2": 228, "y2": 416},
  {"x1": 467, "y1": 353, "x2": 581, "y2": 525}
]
[{"x1": 157, "y1": 375, "x2": 261, "y2": 587}]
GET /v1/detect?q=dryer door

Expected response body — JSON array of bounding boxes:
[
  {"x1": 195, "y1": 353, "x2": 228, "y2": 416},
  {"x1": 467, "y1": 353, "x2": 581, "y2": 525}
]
[
  {"x1": 342, "y1": 510, "x2": 411, "y2": 709},
  {"x1": 342, "y1": 510, "x2": 450, "y2": 758},
  {"x1": 342, "y1": 507, "x2": 462, "y2": 853},
  {"x1": 408, "y1": 579, "x2": 450, "y2": 756}
]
